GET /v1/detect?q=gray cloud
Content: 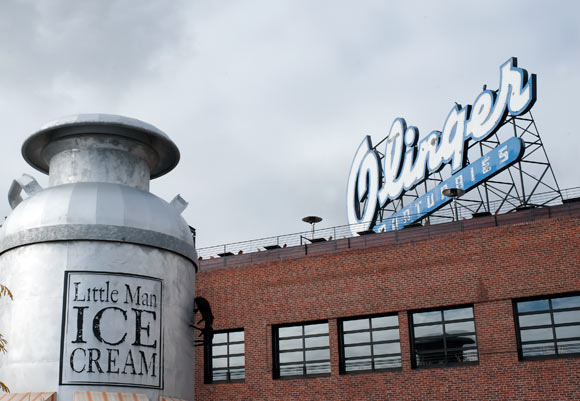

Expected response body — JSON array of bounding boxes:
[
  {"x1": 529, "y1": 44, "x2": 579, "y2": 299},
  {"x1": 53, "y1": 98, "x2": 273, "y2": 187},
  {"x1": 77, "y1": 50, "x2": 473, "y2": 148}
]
[{"x1": 0, "y1": 0, "x2": 190, "y2": 92}]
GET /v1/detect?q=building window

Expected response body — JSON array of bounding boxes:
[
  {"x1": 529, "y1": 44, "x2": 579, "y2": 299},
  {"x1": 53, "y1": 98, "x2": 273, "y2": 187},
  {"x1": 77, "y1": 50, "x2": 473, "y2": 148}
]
[
  {"x1": 409, "y1": 305, "x2": 478, "y2": 368},
  {"x1": 514, "y1": 293, "x2": 580, "y2": 360},
  {"x1": 206, "y1": 329, "x2": 245, "y2": 383},
  {"x1": 339, "y1": 314, "x2": 402, "y2": 374},
  {"x1": 273, "y1": 321, "x2": 330, "y2": 378}
]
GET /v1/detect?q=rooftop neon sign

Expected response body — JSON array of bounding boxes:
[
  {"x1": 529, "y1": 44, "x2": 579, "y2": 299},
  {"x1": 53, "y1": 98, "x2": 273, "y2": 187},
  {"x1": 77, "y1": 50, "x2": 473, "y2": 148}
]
[{"x1": 346, "y1": 58, "x2": 536, "y2": 234}]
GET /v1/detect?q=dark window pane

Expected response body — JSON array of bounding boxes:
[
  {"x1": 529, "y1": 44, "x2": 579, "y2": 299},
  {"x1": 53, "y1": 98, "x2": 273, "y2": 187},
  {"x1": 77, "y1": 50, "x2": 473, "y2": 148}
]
[
  {"x1": 279, "y1": 338, "x2": 302, "y2": 350},
  {"x1": 445, "y1": 321, "x2": 475, "y2": 334},
  {"x1": 212, "y1": 357, "x2": 227, "y2": 368},
  {"x1": 448, "y1": 348, "x2": 478, "y2": 363},
  {"x1": 208, "y1": 329, "x2": 245, "y2": 384},
  {"x1": 341, "y1": 314, "x2": 401, "y2": 374},
  {"x1": 416, "y1": 350, "x2": 446, "y2": 366},
  {"x1": 304, "y1": 323, "x2": 328, "y2": 335},
  {"x1": 212, "y1": 345, "x2": 227, "y2": 356},
  {"x1": 522, "y1": 342, "x2": 556, "y2": 357},
  {"x1": 516, "y1": 294, "x2": 580, "y2": 361},
  {"x1": 305, "y1": 336, "x2": 329, "y2": 348},
  {"x1": 414, "y1": 324, "x2": 443, "y2": 338},
  {"x1": 344, "y1": 331, "x2": 370, "y2": 344},
  {"x1": 230, "y1": 356, "x2": 244, "y2": 367},
  {"x1": 372, "y1": 329, "x2": 399, "y2": 342},
  {"x1": 306, "y1": 361, "x2": 330, "y2": 375},
  {"x1": 446, "y1": 334, "x2": 477, "y2": 348},
  {"x1": 519, "y1": 313, "x2": 552, "y2": 327},
  {"x1": 554, "y1": 310, "x2": 580, "y2": 325},
  {"x1": 552, "y1": 296, "x2": 580, "y2": 310},
  {"x1": 557, "y1": 340, "x2": 580, "y2": 354},
  {"x1": 229, "y1": 331, "x2": 244, "y2": 342},
  {"x1": 279, "y1": 364, "x2": 303, "y2": 377},
  {"x1": 276, "y1": 322, "x2": 331, "y2": 378},
  {"x1": 343, "y1": 319, "x2": 369, "y2": 332},
  {"x1": 374, "y1": 355, "x2": 401, "y2": 369},
  {"x1": 464, "y1": 348, "x2": 479, "y2": 362},
  {"x1": 447, "y1": 350, "x2": 466, "y2": 364},
  {"x1": 414, "y1": 336, "x2": 444, "y2": 351},
  {"x1": 345, "y1": 358, "x2": 372, "y2": 372},
  {"x1": 555, "y1": 325, "x2": 580, "y2": 340},
  {"x1": 411, "y1": 306, "x2": 478, "y2": 368},
  {"x1": 373, "y1": 342, "x2": 400, "y2": 356},
  {"x1": 279, "y1": 326, "x2": 302, "y2": 338},
  {"x1": 230, "y1": 367, "x2": 245, "y2": 380},
  {"x1": 305, "y1": 349, "x2": 330, "y2": 361},
  {"x1": 518, "y1": 299, "x2": 549, "y2": 313},
  {"x1": 372, "y1": 315, "x2": 398, "y2": 328},
  {"x1": 444, "y1": 307, "x2": 473, "y2": 321},
  {"x1": 414, "y1": 310, "x2": 441, "y2": 324},
  {"x1": 344, "y1": 345, "x2": 371, "y2": 358},
  {"x1": 520, "y1": 327, "x2": 554, "y2": 342},
  {"x1": 229, "y1": 343, "x2": 244, "y2": 355},
  {"x1": 212, "y1": 370, "x2": 228, "y2": 382},
  {"x1": 279, "y1": 351, "x2": 303, "y2": 363},
  {"x1": 213, "y1": 333, "x2": 227, "y2": 343}
]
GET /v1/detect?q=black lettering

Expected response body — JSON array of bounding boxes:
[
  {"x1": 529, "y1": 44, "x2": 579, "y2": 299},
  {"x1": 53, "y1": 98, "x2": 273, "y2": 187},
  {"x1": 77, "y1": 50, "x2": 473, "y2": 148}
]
[
  {"x1": 125, "y1": 284, "x2": 141, "y2": 305},
  {"x1": 150, "y1": 294, "x2": 157, "y2": 308},
  {"x1": 72, "y1": 306, "x2": 89, "y2": 344},
  {"x1": 73, "y1": 282, "x2": 85, "y2": 301},
  {"x1": 138, "y1": 351, "x2": 157, "y2": 377},
  {"x1": 88, "y1": 348, "x2": 104, "y2": 373},
  {"x1": 110, "y1": 289, "x2": 119, "y2": 303},
  {"x1": 70, "y1": 347, "x2": 86, "y2": 373},
  {"x1": 132, "y1": 308, "x2": 157, "y2": 348},
  {"x1": 122, "y1": 349, "x2": 136, "y2": 375},
  {"x1": 92, "y1": 307, "x2": 127, "y2": 345},
  {"x1": 106, "y1": 348, "x2": 120, "y2": 374}
]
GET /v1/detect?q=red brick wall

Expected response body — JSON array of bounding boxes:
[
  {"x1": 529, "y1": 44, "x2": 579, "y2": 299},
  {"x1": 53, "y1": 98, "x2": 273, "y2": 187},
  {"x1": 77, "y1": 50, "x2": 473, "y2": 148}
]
[{"x1": 194, "y1": 209, "x2": 580, "y2": 400}]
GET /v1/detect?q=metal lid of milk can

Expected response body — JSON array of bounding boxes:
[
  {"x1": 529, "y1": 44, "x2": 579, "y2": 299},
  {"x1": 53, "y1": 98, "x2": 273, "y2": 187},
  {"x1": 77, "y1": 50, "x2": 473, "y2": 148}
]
[{"x1": 22, "y1": 113, "x2": 180, "y2": 179}]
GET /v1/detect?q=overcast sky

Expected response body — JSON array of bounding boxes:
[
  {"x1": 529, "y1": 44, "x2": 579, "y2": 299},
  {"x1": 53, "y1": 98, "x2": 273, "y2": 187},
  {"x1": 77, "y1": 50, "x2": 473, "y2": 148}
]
[{"x1": 0, "y1": 0, "x2": 578, "y2": 248}]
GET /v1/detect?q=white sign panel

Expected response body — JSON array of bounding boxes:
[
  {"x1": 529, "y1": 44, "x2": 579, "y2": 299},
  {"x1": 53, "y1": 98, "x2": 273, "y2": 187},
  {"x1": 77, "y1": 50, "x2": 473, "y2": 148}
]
[{"x1": 60, "y1": 271, "x2": 163, "y2": 388}]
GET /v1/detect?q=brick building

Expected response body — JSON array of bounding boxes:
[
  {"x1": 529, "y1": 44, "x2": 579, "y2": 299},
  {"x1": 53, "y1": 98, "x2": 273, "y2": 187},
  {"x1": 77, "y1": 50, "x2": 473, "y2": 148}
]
[{"x1": 194, "y1": 201, "x2": 580, "y2": 400}]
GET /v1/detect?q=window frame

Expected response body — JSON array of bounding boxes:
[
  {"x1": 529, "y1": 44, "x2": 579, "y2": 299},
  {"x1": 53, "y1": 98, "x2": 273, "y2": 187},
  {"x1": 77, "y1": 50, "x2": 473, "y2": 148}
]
[
  {"x1": 513, "y1": 292, "x2": 580, "y2": 361},
  {"x1": 408, "y1": 304, "x2": 479, "y2": 369},
  {"x1": 272, "y1": 320, "x2": 331, "y2": 379},
  {"x1": 205, "y1": 328, "x2": 245, "y2": 384},
  {"x1": 338, "y1": 313, "x2": 402, "y2": 374}
]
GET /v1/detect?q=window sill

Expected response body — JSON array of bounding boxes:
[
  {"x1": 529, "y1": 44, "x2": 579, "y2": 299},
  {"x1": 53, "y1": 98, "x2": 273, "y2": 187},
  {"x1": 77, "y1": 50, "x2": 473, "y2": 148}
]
[
  {"x1": 520, "y1": 353, "x2": 580, "y2": 362},
  {"x1": 340, "y1": 367, "x2": 402, "y2": 376},
  {"x1": 274, "y1": 373, "x2": 331, "y2": 381},
  {"x1": 412, "y1": 361, "x2": 479, "y2": 370},
  {"x1": 205, "y1": 379, "x2": 246, "y2": 385}
]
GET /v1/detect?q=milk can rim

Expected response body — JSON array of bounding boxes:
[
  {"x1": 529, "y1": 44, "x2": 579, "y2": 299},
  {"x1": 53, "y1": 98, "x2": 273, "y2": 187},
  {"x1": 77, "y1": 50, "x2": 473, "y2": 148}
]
[{"x1": 22, "y1": 113, "x2": 180, "y2": 179}]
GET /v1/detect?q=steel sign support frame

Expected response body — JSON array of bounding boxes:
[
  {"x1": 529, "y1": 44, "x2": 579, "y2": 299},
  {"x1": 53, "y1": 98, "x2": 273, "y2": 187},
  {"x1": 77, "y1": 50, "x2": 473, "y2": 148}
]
[{"x1": 371, "y1": 111, "x2": 562, "y2": 227}]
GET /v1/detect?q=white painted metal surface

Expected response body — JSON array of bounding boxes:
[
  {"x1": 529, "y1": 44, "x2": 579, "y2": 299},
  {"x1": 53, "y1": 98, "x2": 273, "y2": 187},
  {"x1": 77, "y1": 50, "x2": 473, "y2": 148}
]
[{"x1": 0, "y1": 114, "x2": 196, "y2": 401}]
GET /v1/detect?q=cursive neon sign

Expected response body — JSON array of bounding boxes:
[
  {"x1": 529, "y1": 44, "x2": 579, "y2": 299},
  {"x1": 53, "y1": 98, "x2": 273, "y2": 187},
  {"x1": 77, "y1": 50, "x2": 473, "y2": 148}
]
[{"x1": 347, "y1": 58, "x2": 536, "y2": 235}]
